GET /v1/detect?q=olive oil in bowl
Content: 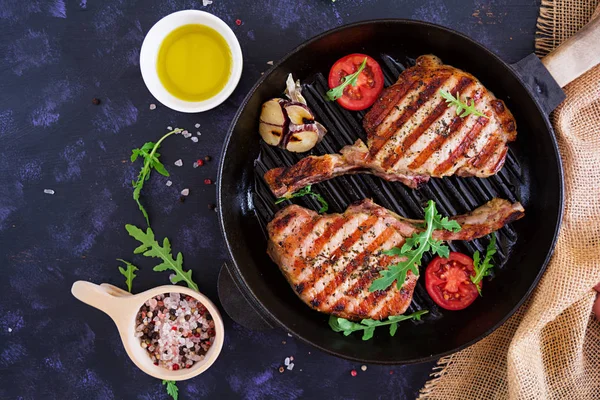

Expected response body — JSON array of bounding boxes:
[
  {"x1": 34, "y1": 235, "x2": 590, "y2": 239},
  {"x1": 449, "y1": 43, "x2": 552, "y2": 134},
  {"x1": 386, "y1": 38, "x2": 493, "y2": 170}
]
[{"x1": 157, "y1": 24, "x2": 232, "y2": 102}]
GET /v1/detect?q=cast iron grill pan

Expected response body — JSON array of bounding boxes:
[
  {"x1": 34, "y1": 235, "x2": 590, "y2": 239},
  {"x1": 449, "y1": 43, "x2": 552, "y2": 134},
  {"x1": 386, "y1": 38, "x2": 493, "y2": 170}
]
[
  {"x1": 253, "y1": 55, "x2": 521, "y2": 322},
  {"x1": 218, "y1": 20, "x2": 562, "y2": 364}
]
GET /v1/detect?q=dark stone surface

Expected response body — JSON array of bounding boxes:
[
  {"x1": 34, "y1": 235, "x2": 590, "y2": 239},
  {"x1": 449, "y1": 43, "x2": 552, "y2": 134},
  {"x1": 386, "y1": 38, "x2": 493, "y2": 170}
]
[{"x1": 0, "y1": 1, "x2": 540, "y2": 398}]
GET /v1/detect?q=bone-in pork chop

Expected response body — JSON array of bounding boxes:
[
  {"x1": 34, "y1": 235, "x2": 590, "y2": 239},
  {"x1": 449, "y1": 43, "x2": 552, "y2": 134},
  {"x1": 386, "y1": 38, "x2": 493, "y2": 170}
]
[
  {"x1": 265, "y1": 55, "x2": 517, "y2": 197},
  {"x1": 267, "y1": 198, "x2": 524, "y2": 320}
]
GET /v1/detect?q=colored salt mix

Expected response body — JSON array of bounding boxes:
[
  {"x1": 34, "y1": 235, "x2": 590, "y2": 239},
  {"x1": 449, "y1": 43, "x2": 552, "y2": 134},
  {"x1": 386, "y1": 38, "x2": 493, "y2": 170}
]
[{"x1": 135, "y1": 292, "x2": 215, "y2": 370}]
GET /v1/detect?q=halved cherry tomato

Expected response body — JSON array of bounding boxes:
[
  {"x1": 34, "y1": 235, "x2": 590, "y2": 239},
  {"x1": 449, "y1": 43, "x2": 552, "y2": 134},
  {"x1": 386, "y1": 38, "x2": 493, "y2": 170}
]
[
  {"x1": 425, "y1": 252, "x2": 480, "y2": 311},
  {"x1": 328, "y1": 53, "x2": 384, "y2": 111}
]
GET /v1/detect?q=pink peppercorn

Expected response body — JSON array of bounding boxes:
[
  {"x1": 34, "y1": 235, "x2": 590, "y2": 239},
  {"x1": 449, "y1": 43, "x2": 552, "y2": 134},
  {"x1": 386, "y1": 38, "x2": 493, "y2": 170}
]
[
  {"x1": 172, "y1": 364, "x2": 179, "y2": 371},
  {"x1": 351, "y1": 370, "x2": 357, "y2": 377},
  {"x1": 197, "y1": 159, "x2": 204, "y2": 166},
  {"x1": 235, "y1": 19, "x2": 242, "y2": 26},
  {"x1": 204, "y1": 178, "x2": 212, "y2": 185}
]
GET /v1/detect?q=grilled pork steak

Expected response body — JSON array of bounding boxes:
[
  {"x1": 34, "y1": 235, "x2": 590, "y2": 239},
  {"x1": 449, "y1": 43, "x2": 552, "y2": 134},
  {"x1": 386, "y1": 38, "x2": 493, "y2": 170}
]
[
  {"x1": 265, "y1": 55, "x2": 517, "y2": 197},
  {"x1": 267, "y1": 198, "x2": 524, "y2": 321}
]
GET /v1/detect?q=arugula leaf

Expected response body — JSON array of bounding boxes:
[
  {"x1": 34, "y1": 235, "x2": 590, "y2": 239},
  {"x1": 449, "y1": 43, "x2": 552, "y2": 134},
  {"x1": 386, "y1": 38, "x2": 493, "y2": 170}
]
[
  {"x1": 117, "y1": 259, "x2": 138, "y2": 293},
  {"x1": 369, "y1": 200, "x2": 461, "y2": 292},
  {"x1": 131, "y1": 128, "x2": 182, "y2": 226},
  {"x1": 275, "y1": 185, "x2": 329, "y2": 213},
  {"x1": 439, "y1": 90, "x2": 486, "y2": 118},
  {"x1": 329, "y1": 310, "x2": 428, "y2": 340},
  {"x1": 470, "y1": 235, "x2": 497, "y2": 296},
  {"x1": 326, "y1": 57, "x2": 368, "y2": 101},
  {"x1": 125, "y1": 224, "x2": 199, "y2": 292},
  {"x1": 162, "y1": 380, "x2": 179, "y2": 400}
]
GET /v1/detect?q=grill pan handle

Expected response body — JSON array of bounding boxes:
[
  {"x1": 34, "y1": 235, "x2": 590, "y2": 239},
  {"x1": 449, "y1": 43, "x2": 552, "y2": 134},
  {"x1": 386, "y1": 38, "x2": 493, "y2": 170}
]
[
  {"x1": 217, "y1": 263, "x2": 275, "y2": 331},
  {"x1": 511, "y1": 13, "x2": 600, "y2": 115},
  {"x1": 541, "y1": 12, "x2": 600, "y2": 88}
]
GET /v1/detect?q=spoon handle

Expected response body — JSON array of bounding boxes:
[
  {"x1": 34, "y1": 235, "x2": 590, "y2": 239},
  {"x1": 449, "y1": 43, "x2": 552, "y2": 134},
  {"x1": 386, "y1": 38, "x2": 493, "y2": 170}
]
[{"x1": 71, "y1": 281, "x2": 124, "y2": 319}]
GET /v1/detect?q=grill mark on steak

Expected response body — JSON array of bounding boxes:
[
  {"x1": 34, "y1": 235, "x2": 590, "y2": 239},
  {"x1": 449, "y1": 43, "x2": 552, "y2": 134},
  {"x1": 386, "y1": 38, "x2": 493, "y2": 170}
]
[
  {"x1": 291, "y1": 216, "x2": 347, "y2": 286},
  {"x1": 363, "y1": 68, "x2": 423, "y2": 135},
  {"x1": 327, "y1": 227, "x2": 397, "y2": 313},
  {"x1": 368, "y1": 74, "x2": 452, "y2": 160},
  {"x1": 301, "y1": 216, "x2": 378, "y2": 299},
  {"x1": 383, "y1": 76, "x2": 475, "y2": 170},
  {"x1": 471, "y1": 134, "x2": 503, "y2": 169},
  {"x1": 433, "y1": 115, "x2": 490, "y2": 175},
  {"x1": 315, "y1": 226, "x2": 397, "y2": 313}
]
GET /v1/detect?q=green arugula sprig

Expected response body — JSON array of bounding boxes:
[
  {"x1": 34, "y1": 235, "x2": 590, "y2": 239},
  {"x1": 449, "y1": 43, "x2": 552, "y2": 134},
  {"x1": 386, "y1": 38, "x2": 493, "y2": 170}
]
[
  {"x1": 439, "y1": 90, "x2": 486, "y2": 118},
  {"x1": 131, "y1": 128, "x2": 183, "y2": 226},
  {"x1": 275, "y1": 185, "x2": 329, "y2": 213},
  {"x1": 470, "y1": 235, "x2": 497, "y2": 296},
  {"x1": 369, "y1": 200, "x2": 461, "y2": 292},
  {"x1": 329, "y1": 310, "x2": 428, "y2": 340},
  {"x1": 117, "y1": 259, "x2": 138, "y2": 292},
  {"x1": 125, "y1": 224, "x2": 199, "y2": 292},
  {"x1": 162, "y1": 380, "x2": 179, "y2": 400},
  {"x1": 326, "y1": 57, "x2": 368, "y2": 101}
]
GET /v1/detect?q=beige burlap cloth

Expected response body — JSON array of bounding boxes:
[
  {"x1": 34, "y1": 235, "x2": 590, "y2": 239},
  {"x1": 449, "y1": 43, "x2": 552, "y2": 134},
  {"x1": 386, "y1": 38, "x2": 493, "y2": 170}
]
[{"x1": 419, "y1": 2, "x2": 600, "y2": 399}]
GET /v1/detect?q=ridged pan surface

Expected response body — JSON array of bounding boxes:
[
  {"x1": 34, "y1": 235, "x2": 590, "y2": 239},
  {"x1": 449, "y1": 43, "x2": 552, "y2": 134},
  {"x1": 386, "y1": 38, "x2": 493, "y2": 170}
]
[{"x1": 218, "y1": 20, "x2": 563, "y2": 364}]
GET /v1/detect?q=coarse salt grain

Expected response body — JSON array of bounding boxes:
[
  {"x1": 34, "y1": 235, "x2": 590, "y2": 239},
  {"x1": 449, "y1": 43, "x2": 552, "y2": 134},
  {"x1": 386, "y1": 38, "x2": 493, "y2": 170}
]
[
  {"x1": 7, "y1": 328, "x2": 12, "y2": 332},
  {"x1": 174, "y1": 159, "x2": 183, "y2": 167},
  {"x1": 167, "y1": 126, "x2": 173, "y2": 130},
  {"x1": 284, "y1": 357, "x2": 290, "y2": 366},
  {"x1": 267, "y1": 60, "x2": 274, "y2": 65},
  {"x1": 191, "y1": 136, "x2": 198, "y2": 143},
  {"x1": 287, "y1": 333, "x2": 292, "y2": 337},
  {"x1": 202, "y1": 0, "x2": 212, "y2": 5},
  {"x1": 166, "y1": 180, "x2": 172, "y2": 187},
  {"x1": 287, "y1": 363, "x2": 294, "y2": 371},
  {"x1": 182, "y1": 130, "x2": 192, "y2": 138},
  {"x1": 197, "y1": 131, "x2": 202, "y2": 136},
  {"x1": 193, "y1": 162, "x2": 199, "y2": 168},
  {"x1": 135, "y1": 293, "x2": 215, "y2": 370},
  {"x1": 361, "y1": 365, "x2": 367, "y2": 371},
  {"x1": 149, "y1": 104, "x2": 156, "y2": 110},
  {"x1": 44, "y1": 189, "x2": 55, "y2": 195},
  {"x1": 181, "y1": 188, "x2": 189, "y2": 196},
  {"x1": 195, "y1": 123, "x2": 201, "y2": 128}
]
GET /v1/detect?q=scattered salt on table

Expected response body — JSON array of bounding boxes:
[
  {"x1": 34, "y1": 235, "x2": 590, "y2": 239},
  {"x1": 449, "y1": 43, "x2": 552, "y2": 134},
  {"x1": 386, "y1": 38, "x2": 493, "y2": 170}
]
[
  {"x1": 167, "y1": 126, "x2": 173, "y2": 130},
  {"x1": 202, "y1": 0, "x2": 213, "y2": 5},
  {"x1": 149, "y1": 104, "x2": 156, "y2": 110},
  {"x1": 284, "y1": 357, "x2": 290, "y2": 366},
  {"x1": 195, "y1": 123, "x2": 201, "y2": 128},
  {"x1": 181, "y1": 188, "x2": 189, "y2": 196},
  {"x1": 361, "y1": 365, "x2": 367, "y2": 371},
  {"x1": 287, "y1": 363, "x2": 294, "y2": 371},
  {"x1": 174, "y1": 159, "x2": 183, "y2": 167},
  {"x1": 44, "y1": 189, "x2": 55, "y2": 195},
  {"x1": 267, "y1": 60, "x2": 274, "y2": 65},
  {"x1": 182, "y1": 130, "x2": 192, "y2": 138},
  {"x1": 166, "y1": 180, "x2": 172, "y2": 187},
  {"x1": 191, "y1": 136, "x2": 198, "y2": 143},
  {"x1": 196, "y1": 131, "x2": 202, "y2": 136}
]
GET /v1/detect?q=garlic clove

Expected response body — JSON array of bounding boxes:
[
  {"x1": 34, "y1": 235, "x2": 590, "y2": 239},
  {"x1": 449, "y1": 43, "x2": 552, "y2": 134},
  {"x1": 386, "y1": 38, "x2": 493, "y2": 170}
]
[
  {"x1": 260, "y1": 98, "x2": 287, "y2": 126},
  {"x1": 284, "y1": 124, "x2": 320, "y2": 153},
  {"x1": 284, "y1": 103, "x2": 315, "y2": 125},
  {"x1": 259, "y1": 122, "x2": 285, "y2": 146}
]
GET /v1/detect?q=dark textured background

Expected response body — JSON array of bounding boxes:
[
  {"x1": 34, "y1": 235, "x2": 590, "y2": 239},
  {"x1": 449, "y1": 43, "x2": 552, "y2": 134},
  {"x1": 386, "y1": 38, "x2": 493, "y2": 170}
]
[{"x1": 0, "y1": 1, "x2": 540, "y2": 399}]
